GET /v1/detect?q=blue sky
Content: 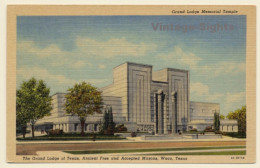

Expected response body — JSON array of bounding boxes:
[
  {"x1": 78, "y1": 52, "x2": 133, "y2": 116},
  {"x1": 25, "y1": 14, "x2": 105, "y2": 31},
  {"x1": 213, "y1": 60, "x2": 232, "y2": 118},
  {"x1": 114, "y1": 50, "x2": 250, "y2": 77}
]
[{"x1": 16, "y1": 15, "x2": 246, "y2": 115}]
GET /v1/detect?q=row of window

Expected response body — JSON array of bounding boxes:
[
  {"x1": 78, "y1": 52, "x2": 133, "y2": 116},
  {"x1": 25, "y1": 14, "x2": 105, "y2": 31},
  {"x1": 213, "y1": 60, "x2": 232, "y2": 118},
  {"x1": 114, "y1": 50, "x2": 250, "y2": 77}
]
[
  {"x1": 74, "y1": 123, "x2": 99, "y2": 132},
  {"x1": 53, "y1": 123, "x2": 99, "y2": 132},
  {"x1": 190, "y1": 108, "x2": 218, "y2": 114}
]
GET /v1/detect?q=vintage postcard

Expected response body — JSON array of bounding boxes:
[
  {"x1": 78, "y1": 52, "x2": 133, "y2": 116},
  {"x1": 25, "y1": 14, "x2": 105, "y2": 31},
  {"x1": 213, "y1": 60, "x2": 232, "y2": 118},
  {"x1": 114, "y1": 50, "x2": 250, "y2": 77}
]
[{"x1": 7, "y1": 5, "x2": 256, "y2": 163}]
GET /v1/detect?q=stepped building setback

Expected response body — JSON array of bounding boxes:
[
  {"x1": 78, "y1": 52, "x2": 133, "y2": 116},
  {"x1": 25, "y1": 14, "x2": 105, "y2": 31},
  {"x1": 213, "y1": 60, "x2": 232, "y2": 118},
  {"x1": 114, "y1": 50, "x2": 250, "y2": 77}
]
[{"x1": 36, "y1": 62, "x2": 238, "y2": 134}]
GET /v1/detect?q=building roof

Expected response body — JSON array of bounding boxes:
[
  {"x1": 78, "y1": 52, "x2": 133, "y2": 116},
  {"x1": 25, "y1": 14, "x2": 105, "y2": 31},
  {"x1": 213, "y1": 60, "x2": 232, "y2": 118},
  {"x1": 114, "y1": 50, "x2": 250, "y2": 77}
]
[
  {"x1": 113, "y1": 62, "x2": 153, "y2": 70},
  {"x1": 113, "y1": 62, "x2": 189, "y2": 73},
  {"x1": 220, "y1": 119, "x2": 238, "y2": 124},
  {"x1": 190, "y1": 101, "x2": 220, "y2": 105}
]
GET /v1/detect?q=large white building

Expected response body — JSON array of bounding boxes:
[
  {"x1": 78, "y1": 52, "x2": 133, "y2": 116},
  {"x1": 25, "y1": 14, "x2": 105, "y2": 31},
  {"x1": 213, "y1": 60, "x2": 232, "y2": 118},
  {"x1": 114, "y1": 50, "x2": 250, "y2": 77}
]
[{"x1": 35, "y1": 62, "x2": 238, "y2": 134}]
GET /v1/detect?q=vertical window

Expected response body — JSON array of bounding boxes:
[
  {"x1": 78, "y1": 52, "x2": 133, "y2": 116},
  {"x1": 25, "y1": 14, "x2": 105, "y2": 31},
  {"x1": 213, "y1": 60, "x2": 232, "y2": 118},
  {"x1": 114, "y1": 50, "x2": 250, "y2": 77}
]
[
  {"x1": 74, "y1": 124, "x2": 78, "y2": 131},
  {"x1": 85, "y1": 124, "x2": 88, "y2": 131}
]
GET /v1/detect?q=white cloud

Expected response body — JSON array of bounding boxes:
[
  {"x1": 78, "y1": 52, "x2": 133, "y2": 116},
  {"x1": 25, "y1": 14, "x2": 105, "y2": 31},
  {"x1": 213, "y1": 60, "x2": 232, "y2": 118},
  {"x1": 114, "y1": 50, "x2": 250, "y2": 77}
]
[
  {"x1": 76, "y1": 37, "x2": 157, "y2": 58},
  {"x1": 190, "y1": 82, "x2": 223, "y2": 102},
  {"x1": 17, "y1": 67, "x2": 110, "y2": 91},
  {"x1": 17, "y1": 67, "x2": 76, "y2": 85},
  {"x1": 71, "y1": 61, "x2": 86, "y2": 69},
  {"x1": 160, "y1": 46, "x2": 245, "y2": 77},
  {"x1": 190, "y1": 82, "x2": 245, "y2": 114},
  {"x1": 17, "y1": 40, "x2": 64, "y2": 58},
  {"x1": 87, "y1": 78, "x2": 110, "y2": 85},
  {"x1": 160, "y1": 46, "x2": 201, "y2": 69},
  {"x1": 197, "y1": 62, "x2": 246, "y2": 77},
  {"x1": 98, "y1": 64, "x2": 106, "y2": 69},
  {"x1": 221, "y1": 91, "x2": 246, "y2": 114},
  {"x1": 225, "y1": 92, "x2": 245, "y2": 106},
  {"x1": 190, "y1": 82, "x2": 209, "y2": 97},
  {"x1": 17, "y1": 40, "x2": 93, "y2": 69}
]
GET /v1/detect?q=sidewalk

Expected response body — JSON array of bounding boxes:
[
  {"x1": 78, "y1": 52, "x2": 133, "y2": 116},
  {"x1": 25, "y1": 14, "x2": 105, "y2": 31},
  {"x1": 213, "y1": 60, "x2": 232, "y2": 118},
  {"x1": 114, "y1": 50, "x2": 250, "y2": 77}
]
[
  {"x1": 17, "y1": 131, "x2": 47, "y2": 138},
  {"x1": 36, "y1": 148, "x2": 245, "y2": 156},
  {"x1": 17, "y1": 135, "x2": 245, "y2": 144}
]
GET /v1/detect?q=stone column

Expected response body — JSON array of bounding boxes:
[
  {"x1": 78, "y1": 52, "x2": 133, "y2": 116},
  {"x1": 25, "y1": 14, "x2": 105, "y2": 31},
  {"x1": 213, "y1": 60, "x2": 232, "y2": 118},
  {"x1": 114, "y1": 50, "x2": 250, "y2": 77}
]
[
  {"x1": 164, "y1": 94, "x2": 167, "y2": 134},
  {"x1": 157, "y1": 90, "x2": 163, "y2": 134},
  {"x1": 172, "y1": 91, "x2": 176, "y2": 135}
]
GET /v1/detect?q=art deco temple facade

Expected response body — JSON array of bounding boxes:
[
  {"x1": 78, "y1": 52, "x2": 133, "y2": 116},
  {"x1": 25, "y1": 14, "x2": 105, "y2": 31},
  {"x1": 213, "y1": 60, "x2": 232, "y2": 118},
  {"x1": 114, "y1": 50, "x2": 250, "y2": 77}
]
[
  {"x1": 35, "y1": 62, "x2": 238, "y2": 134},
  {"x1": 101, "y1": 62, "x2": 190, "y2": 134}
]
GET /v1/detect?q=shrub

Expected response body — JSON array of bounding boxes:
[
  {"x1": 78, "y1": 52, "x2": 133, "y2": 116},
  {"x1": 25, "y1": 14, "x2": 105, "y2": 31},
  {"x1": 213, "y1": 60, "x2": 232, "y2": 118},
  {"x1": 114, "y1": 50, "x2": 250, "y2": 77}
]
[
  {"x1": 148, "y1": 129, "x2": 154, "y2": 134},
  {"x1": 215, "y1": 130, "x2": 222, "y2": 134},
  {"x1": 218, "y1": 132, "x2": 246, "y2": 138},
  {"x1": 103, "y1": 128, "x2": 114, "y2": 136},
  {"x1": 115, "y1": 124, "x2": 127, "y2": 132},
  {"x1": 190, "y1": 128, "x2": 197, "y2": 132},
  {"x1": 131, "y1": 132, "x2": 137, "y2": 137},
  {"x1": 48, "y1": 129, "x2": 63, "y2": 136},
  {"x1": 204, "y1": 126, "x2": 214, "y2": 132}
]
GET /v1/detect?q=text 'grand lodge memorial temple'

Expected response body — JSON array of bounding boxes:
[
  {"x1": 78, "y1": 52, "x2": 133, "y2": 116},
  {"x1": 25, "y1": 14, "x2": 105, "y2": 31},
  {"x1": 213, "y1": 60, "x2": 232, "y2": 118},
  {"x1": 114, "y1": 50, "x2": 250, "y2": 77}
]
[{"x1": 36, "y1": 62, "x2": 238, "y2": 134}]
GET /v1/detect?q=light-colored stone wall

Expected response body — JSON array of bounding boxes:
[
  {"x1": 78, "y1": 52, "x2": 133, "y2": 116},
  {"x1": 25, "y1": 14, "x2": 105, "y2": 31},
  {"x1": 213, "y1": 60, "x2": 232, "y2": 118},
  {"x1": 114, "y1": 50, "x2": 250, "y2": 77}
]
[
  {"x1": 190, "y1": 101, "x2": 220, "y2": 121},
  {"x1": 128, "y1": 63, "x2": 152, "y2": 124},
  {"x1": 152, "y1": 68, "x2": 168, "y2": 82},
  {"x1": 102, "y1": 96, "x2": 123, "y2": 118},
  {"x1": 101, "y1": 63, "x2": 128, "y2": 120},
  {"x1": 220, "y1": 119, "x2": 238, "y2": 132},
  {"x1": 35, "y1": 62, "x2": 230, "y2": 135},
  {"x1": 187, "y1": 122, "x2": 213, "y2": 131},
  {"x1": 188, "y1": 102, "x2": 220, "y2": 131},
  {"x1": 43, "y1": 93, "x2": 66, "y2": 118},
  {"x1": 168, "y1": 69, "x2": 189, "y2": 130},
  {"x1": 36, "y1": 92, "x2": 125, "y2": 132},
  {"x1": 52, "y1": 93, "x2": 67, "y2": 117}
]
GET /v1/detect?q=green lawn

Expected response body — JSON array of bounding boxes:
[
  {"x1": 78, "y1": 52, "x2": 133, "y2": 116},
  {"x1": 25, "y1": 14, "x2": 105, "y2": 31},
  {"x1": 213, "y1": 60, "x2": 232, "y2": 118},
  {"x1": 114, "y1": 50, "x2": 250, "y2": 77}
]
[
  {"x1": 16, "y1": 134, "x2": 126, "y2": 141},
  {"x1": 221, "y1": 132, "x2": 246, "y2": 138},
  {"x1": 64, "y1": 146, "x2": 245, "y2": 155}
]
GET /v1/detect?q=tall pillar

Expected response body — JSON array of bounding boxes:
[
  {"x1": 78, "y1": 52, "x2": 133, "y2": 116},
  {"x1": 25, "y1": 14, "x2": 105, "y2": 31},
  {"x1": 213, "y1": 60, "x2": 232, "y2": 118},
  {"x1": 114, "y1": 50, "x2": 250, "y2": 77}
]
[
  {"x1": 172, "y1": 91, "x2": 177, "y2": 135},
  {"x1": 157, "y1": 90, "x2": 163, "y2": 134},
  {"x1": 164, "y1": 94, "x2": 167, "y2": 134}
]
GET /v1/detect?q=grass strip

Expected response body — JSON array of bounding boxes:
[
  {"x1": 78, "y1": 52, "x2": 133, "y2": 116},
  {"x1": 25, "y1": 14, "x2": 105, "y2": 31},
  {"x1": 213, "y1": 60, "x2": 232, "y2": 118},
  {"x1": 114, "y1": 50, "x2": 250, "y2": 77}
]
[
  {"x1": 17, "y1": 137, "x2": 126, "y2": 141},
  {"x1": 64, "y1": 146, "x2": 245, "y2": 155}
]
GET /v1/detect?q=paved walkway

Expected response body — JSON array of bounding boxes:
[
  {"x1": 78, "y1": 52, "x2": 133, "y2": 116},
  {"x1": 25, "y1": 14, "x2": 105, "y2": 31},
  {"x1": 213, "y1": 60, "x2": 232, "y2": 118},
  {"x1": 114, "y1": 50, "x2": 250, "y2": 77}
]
[
  {"x1": 36, "y1": 148, "x2": 245, "y2": 156},
  {"x1": 17, "y1": 131, "x2": 47, "y2": 138},
  {"x1": 17, "y1": 136, "x2": 245, "y2": 144},
  {"x1": 17, "y1": 139, "x2": 246, "y2": 155}
]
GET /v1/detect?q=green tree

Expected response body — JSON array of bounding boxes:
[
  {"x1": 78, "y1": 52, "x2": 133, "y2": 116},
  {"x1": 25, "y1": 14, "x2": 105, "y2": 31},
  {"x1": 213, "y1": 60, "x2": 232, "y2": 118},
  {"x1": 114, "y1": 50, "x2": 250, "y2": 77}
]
[
  {"x1": 65, "y1": 82, "x2": 103, "y2": 136},
  {"x1": 107, "y1": 106, "x2": 115, "y2": 131},
  {"x1": 102, "y1": 109, "x2": 109, "y2": 132},
  {"x1": 227, "y1": 105, "x2": 246, "y2": 135},
  {"x1": 101, "y1": 106, "x2": 115, "y2": 135},
  {"x1": 220, "y1": 114, "x2": 225, "y2": 120},
  {"x1": 214, "y1": 112, "x2": 220, "y2": 131},
  {"x1": 16, "y1": 101, "x2": 29, "y2": 138},
  {"x1": 16, "y1": 78, "x2": 52, "y2": 138}
]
